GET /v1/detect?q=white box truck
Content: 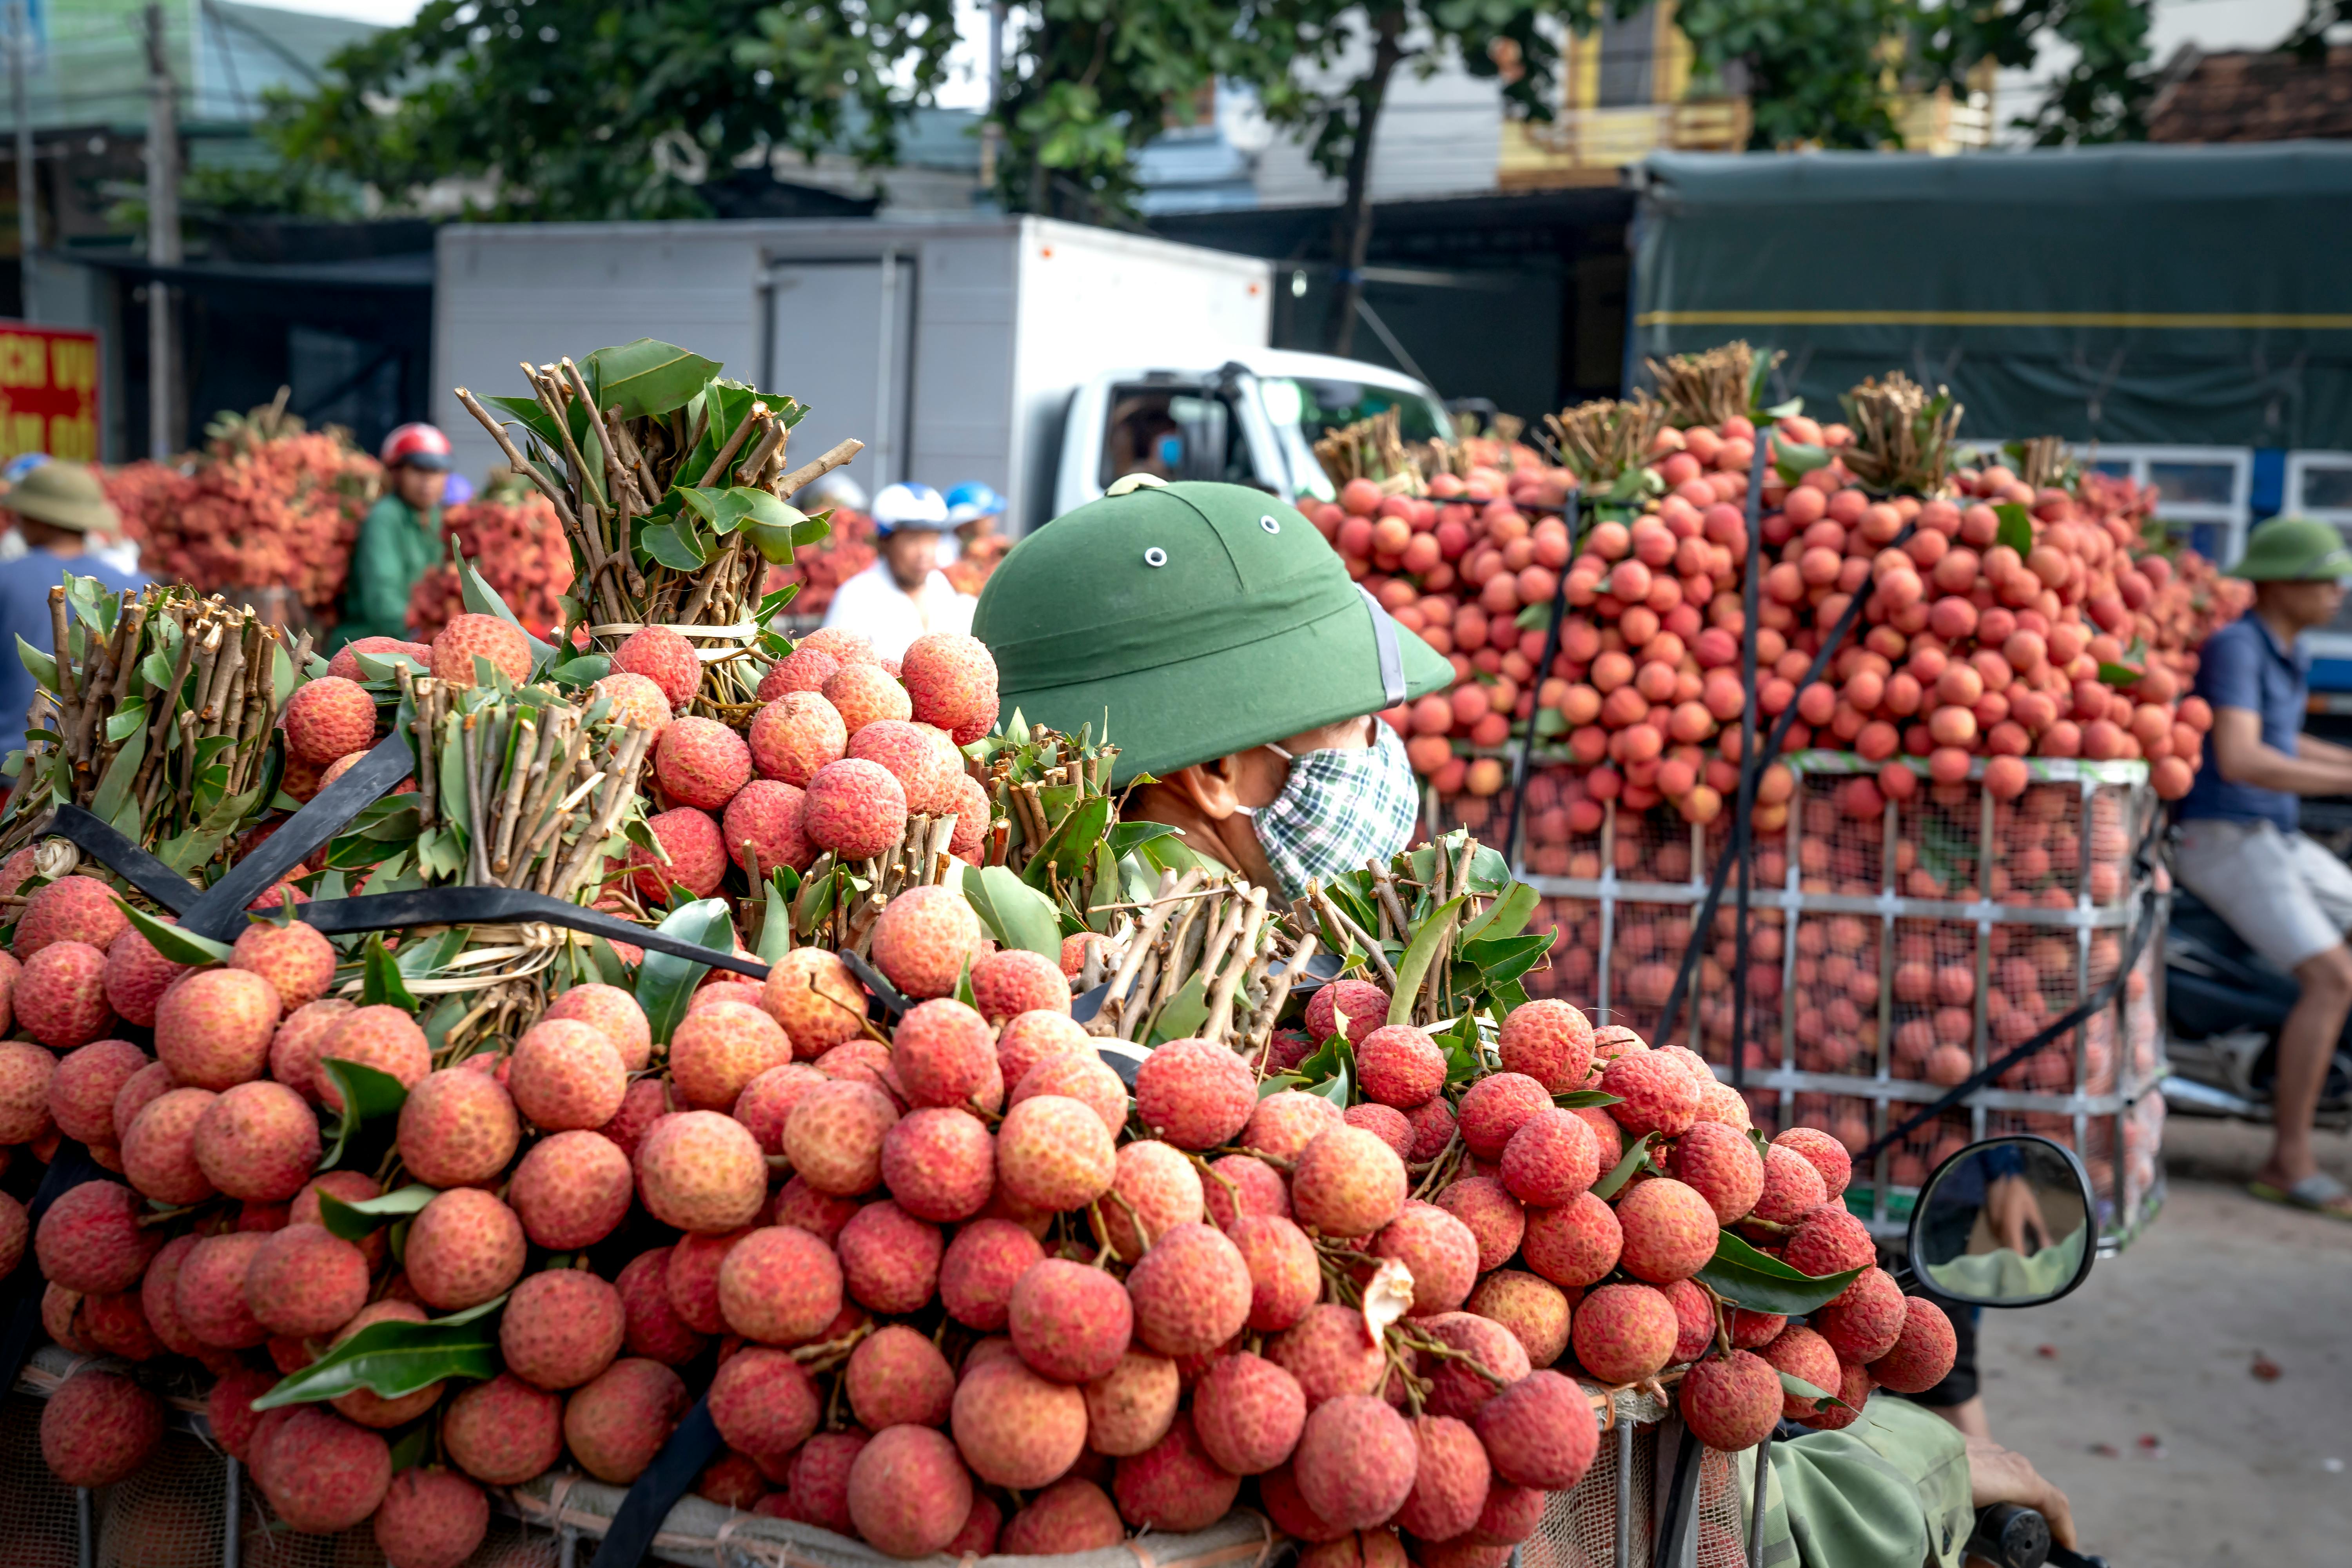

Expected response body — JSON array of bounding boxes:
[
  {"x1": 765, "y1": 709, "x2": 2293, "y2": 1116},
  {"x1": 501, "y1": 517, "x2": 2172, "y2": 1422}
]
[{"x1": 432, "y1": 216, "x2": 1454, "y2": 529}]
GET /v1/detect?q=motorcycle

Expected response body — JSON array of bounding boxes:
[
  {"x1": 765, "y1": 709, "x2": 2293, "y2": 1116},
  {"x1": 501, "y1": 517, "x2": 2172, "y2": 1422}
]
[{"x1": 2163, "y1": 886, "x2": 2352, "y2": 1126}]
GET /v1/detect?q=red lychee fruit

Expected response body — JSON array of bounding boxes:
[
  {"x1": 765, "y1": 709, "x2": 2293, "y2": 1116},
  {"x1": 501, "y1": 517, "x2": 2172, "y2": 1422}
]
[
  {"x1": 543, "y1": 982, "x2": 652, "y2": 1069},
  {"x1": 590, "y1": 670, "x2": 672, "y2": 738},
  {"x1": 847, "y1": 718, "x2": 959, "y2": 813},
  {"x1": 1133, "y1": 1038, "x2": 1256, "y2": 1149},
  {"x1": 1370, "y1": 1200, "x2": 1480, "y2": 1315},
  {"x1": 1192, "y1": 1351, "x2": 1307, "y2": 1475},
  {"x1": 762, "y1": 946, "x2": 868, "y2": 1059},
  {"x1": 1773, "y1": 1125, "x2": 1854, "y2": 1199},
  {"x1": 849, "y1": 1424, "x2": 974, "y2": 1559},
  {"x1": 260, "y1": 1406, "x2": 392, "y2": 1530},
  {"x1": 440, "y1": 1373, "x2": 564, "y2": 1485},
  {"x1": 718, "y1": 1225, "x2": 843, "y2": 1344},
  {"x1": 405, "y1": 1188, "x2": 525, "y2": 1310},
  {"x1": 500, "y1": 1267, "x2": 625, "y2": 1389},
  {"x1": 509, "y1": 1017, "x2": 626, "y2": 1129},
  {"x1": 245, "y1": 1221, "x2": 368, "y2": 1336},
  {"x1": 802, "y1": 757, "x2": 909, "y2": 860},
  {"x1": 397, "y1": 1067, "x2": 521, "y2": 1189},
  {"x1": 880, "y1": 1104, "x2": 995, "y2": 1221},
  {"x1": 902, "y1": 632, "x2": 999, "y2": 740},
  {"x1": 1341, "y1": 1101, "x2": 1411, "y2": 1158},
  {"x1": 1355, "y1": 1024, "x2": 1446, "y2": 1108},
  {"x1": 1614, "y1": 1176, "x2": 1721, "y2": 1284},
  {"x1": 1434, "y1": 1175, "x2": 1526, "y2": 1273},
  {"x1": 14, "y1": 875, "x2": 128, "y2": 959},
  {"x1": 1798, "y1": 1357, "x2": 1875, "y2": 1432},
  {"x1": 823, "y1": 661, "x2": 913, "y2": 735},
  {"x1": 626, "y1": 805, "x2": 727, "y2": 900},
  {"x1": 1396, "y1": 1414, "x2": 1492, "y2": 1542},
  {"x1": 510, "y1": 1127, "x2": 634, "y2": 1249},
  {"x1": 1866, "y1": 1296, "x2": 1957, "y2": 1393},
  {"x1": 668, "y1": 1000, "x2": 789, "y2": 1111},
  {"x1": 1455, "y1": 1071, "x2": 1553, "y2": 1159},
  {"x1": 1418, "y1": 1310, "x2": 1532, "y2": 1421},
  {"x1": 952, "y1": 1354, "x2": 1089, "y2": 1489},
  {"x1": 230, "y1": 919, "x2": 337, "y2": 1013},
  {"x1": 325, "y1": 635, "x2": 431, "y2": 681},
  {"x1": 153, "y1": 966, "x2": 279, "y2": 1089},
  {"x1": 1127, "y1": 1221, "x2": 1252, "y2": 1356},
  {"x1": 1760, "y1": 1324, "x2": 1844, "y2": 1418},
  {"x1": 1205, "y1": 1152, "x2": 1291, "y2": 1229},
  {"x1": 1813, "y1": 1266, "x2": 1908, "y2": 1363},
  {"x1": 46, "y1": 1038, "x2": 144, "y2": 1144},
  {"x1": 839, "y1": 1199, "x2": 944, "y2": 1314},
  {"x1": 1269, "y1": 1303, "x2": 1387, "y2": 1405},
  {"x1": 315, "y1": 1005, "x2": 430, "y2": 1109},
  {"x1": 1782, "y1": 1203, "x2": 1875, "y2": 1278},
  {"x1": 40, "y1": 1369, "x2": 162, "y2": 1486},
  {"x1": 1083, "y1": 1348, "x2": 1180, "y2": 1456},
  {"x1": 750, "y1": 691, "x2": 848, "y2": 786},
  {"x1": 720, "y1": 778, "x2": 813, "y2": 878},
  {"x1": 760, "y1": 645, "x2": 839, "y2": 699},
  {"x1": 1473, "y1": 1369, "x2": 1601, "y2": 1490},
  {"x1": 1293, "y1": 1396, "x2": 1416, "y2": 1530},
  {"x1": 268, "y1": 998, "x2": 354, "y2": 1105},
  {"x1": 192, "y1": 1079, "x2": 320, "y2": 1201},
  {"x1": 430, "y1": 613, "x2": 532, "y2": 687},
  {"x1": 785, "y1": 1078, "x2": 900, "y2": 1196},
  {"x1": 373, "y1": 1469, "x2": 490, "y2": 1568},
  {"x1": 891, "y1": 993, "x2": 995, "y2": 1103},
  {"x1": 614, "y1": 1247, "x2": 708, "y2": 1364},
  {"x1": 101, "y1": 927, "x2": 187, "y2": 1028},
  {"x1": 970, "y1": 947, "x2": 1068, "y2": 1023},
  {"x1": 655, "y1": 716, "x2": 751, "y2": 811},
  {"x1": 0, "y1": 1039, "x2": 51, "y2": 1145},
  {"x1": 1466, "y1": 1269, "x2": 1572, "y2": 1368},
  {"x1": 613, "y1": 625, "x2": 702, "y2": 711},
  {"x1": 1600, "y1": 1051, "x2": 1701, "y2": 1139},
  {"x1": 1679, "y1": 1348, "x2": 1785, "y2": 1451},
  {"x1": 1291, "y1": 1125, "x2": 1407, "y2": 1238},
  {"x1": 995, "y1": 1093, "x2": 1116, "y2": 1212},
  {"x1": 1305, "y1": 978, "x2": 1390, "y2": 1042},
  {"x1": 285, "y1": 676, "x2": 377, "y2": 765},
  {"x1": 1667, "y1": 1120, "x2": 1765, "y2": 1223},
  {"x1": 708, "y1": 1344, "x2": 821, "y2": 1462},
  {"x1": 1004, "y1": 1476, "x2": 1126, "y2": 1554},
  {"x1": 1009, "y1": 1256, "x2": 1134, "y2": 1384},
  {"x1": 1751, "y1": 1141, "x2": 1830, "y2": 1224},
  {"x1": 563, "y1": 1358, "x2": 690, "y2": 1483},
  {"x1": 122, "y1": 1086, "x2": 220, "y2": 1205},
  {"x1": 782, "y1": 1430, "x2": 870, "y2": 1534},
  {"x1": 1570, "y1": 1282, "x2": 1678, "y2": 1383},
  {"x1": 1498, "y1": 1106, "x2": 1601, "y2": 1207},
  {"x1": 846, "y1": 1322, "x2": 956, "y2": 1428},
  {"x1": 16, "y1": 941, "x2": 115, "y2": 1049},
  {"x1": 1112, "y1": 1411, "x2": 1242, "y2": 1532},
  {"x1": 938, "y1": 1217, "x2": 1044, "y2": 1332},
  {"x1": 1497, "y1": 998, "x2": 1596, "y2": 1092},
  {"x1": 638, "y1": 1108, "x2": 769, "y2": 1231}
]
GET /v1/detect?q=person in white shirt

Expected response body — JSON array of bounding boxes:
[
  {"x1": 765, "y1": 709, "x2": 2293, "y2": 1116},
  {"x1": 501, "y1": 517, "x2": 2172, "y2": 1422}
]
[{"x1": 818, "y1": 481, "x2": 976, "y2": 662}]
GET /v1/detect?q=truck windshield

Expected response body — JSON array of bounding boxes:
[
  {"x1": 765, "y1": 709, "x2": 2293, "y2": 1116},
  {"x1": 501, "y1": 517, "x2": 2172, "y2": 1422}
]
[
  {"x1": 1098, "y1": 387, "x2": 1264, "y2": 490},
  {"x1": 1260, "y1": 377, "x2": 1454, "y2": 502}
]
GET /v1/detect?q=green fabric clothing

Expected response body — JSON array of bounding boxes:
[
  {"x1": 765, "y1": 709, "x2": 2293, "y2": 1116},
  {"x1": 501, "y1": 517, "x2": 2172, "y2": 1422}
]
[
  {"x1": 1739, "y1": 1397, "x2": 1974, "y2": 1568},
  {"x1": 336, "y1": 494, "x2": 441, "y2": 649}
]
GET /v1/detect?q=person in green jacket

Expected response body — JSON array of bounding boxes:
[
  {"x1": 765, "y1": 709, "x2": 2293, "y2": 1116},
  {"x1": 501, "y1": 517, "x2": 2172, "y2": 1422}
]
[{"x1": 336, "y1": 422, "x2": 455, "y2": 648}]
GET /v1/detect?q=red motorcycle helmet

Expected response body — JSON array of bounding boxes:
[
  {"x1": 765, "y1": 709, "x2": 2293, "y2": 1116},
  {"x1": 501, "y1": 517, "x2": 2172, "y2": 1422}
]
[{"x1": 379, "y1": 423, "x2": 453, "y2": 471}]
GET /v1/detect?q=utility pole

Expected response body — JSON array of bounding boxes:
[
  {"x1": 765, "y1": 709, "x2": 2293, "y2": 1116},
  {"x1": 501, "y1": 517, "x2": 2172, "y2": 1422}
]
[
  {"x1": 9, "y1": 0, "x2": 32, "y2": 323},
  {"x1": 144, "y1": 1, "x2": 180, "y2": 458}
]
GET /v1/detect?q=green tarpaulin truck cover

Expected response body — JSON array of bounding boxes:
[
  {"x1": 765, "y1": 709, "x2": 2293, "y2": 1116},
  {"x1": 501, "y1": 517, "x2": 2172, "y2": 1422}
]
[{"x1": 1630, "y1": 144, "x2": 2352, "y2": 448}]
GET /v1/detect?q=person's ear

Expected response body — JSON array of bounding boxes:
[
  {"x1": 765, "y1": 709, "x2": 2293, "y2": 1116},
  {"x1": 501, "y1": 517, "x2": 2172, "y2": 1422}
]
[{"x1": 1167, "y1": 757, "x2": 1245, "y2": 820}]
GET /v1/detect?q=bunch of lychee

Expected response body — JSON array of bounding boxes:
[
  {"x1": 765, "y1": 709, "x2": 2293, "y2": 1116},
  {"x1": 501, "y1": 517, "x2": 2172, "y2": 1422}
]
[{"x1": 600, "y1": 624, "x2": 1000, "y2": 903}]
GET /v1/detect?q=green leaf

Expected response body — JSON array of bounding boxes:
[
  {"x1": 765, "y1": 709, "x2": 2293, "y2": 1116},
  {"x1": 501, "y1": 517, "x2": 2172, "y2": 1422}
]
[
  {"x1": 155, "y1": 780, "x2": 269, "y2": 876},
  {"x1": 1105, "y1": 821, "x2": 1181, "y2": 857},
  {"x1": 1386, "y1": 896, "x2": 1466, "y2": 1028},
  {"x1": 1553, "y1": 1089, "x2": 1622, "y2": 1109},
  {"x1": 354, "y1": 651, "x2": 428, "y2": 684},
  {"x1": 14, "y1": 635, "x2": 57, "y2": 693},
  {"x1": 360, "y1": 936, "x2": 418, "y2": 1009},
  {"x1": 387, "y1": 1421, "x2": 433, "y2": 1473},
  {"x1": 102, "y1": 702, "x2": 146, "y2": 744},
  {"x1": 1311, "y1": 1063, "x2": 1351, "y2": 1109},
  {"x1": 315, "y1": 1183, "x2": 437, "y2": 1241},
  {"x1": 89, "y1": 727, "x2": 148, "y2": 827},
  {"x1": 1592, "y1": 1132, "x2": 1655, "y2": 1201},
  {"x1": 1294, "y1": 1032, "x2": 1351, "y2": 1087},
  {"x1": 961, "y1": 864, "x2": 1062, "y2": 959},
  {"x1": 2096, "y1": 661, "x2": 2144, "y2": 687},
  {"x1": 548, "y1": 655, "x2": 610, "y2": 687},
  {"x1": 586, "y1": 340, "x2": 722, "y2": 420},
  {"x1": 1456, "y1": 931, "x2": 1554, "y2": 990},
  {"x1": 1993, "y1": 503, "x2": 2035, "y2": 557},
  {"x1": 635, "y1": 898, "x2": 737, "y2": 1045},
  {"x1": 316, "y1": 1058, "x2": 412, "y2": 1171},
  {"x1": 139, "y1": 649, "x2": 176, "y2": 691},
  {"x1": 1776, "y1": 1371, "x2": 1840, "y2": 1414},
  {"x1": 1772, "y1": 441, "x2": 1829, "y2": 483},
  {"x1": 1024, "y1": 795, "x2": 1110, "y2": 890},
  {"x1": 1461, "y1": 881, "x2": 1540, "y2": 945},
  {"x1": 459, "y1": 561, "x2": 557, "y2": 672},
  {"x1": 756, "y1": 875, "x2": 795, "y2": 966},
  {"x1": 1694, "y1": 1232, "x2": 1867, "y2": 1317},
  {"x1": 111, "y1": 899, "x2": 231, "y2": 966},
  {"x1": 1257, "y1": 1073, "x2": 1307, "y2": 1098},
  {"x1": 250, "y1": 1301, "x2": 501, "y2": 1409},
  {"x1": 1146, "y1": 973, "x2": 1211, "y2": 1048},
  {"x1": 640, "y1": 519, "x2": 707, "y2": 571}
]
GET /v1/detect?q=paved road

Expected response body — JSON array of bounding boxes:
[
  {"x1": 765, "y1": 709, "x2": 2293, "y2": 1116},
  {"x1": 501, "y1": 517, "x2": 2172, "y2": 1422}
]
[{"x1": 1972, "y1": 1116, "x2": 2352, "y2": 1567}]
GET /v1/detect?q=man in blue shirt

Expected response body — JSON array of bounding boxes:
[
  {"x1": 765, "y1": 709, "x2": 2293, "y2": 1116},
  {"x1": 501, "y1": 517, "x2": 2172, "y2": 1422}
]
[
  {"x1": 0, "y1": 462, "x2": 147, "y2": 782},
  {"x1": 2172, "y1": 514, "x2": 2352, "y2": 1219}
]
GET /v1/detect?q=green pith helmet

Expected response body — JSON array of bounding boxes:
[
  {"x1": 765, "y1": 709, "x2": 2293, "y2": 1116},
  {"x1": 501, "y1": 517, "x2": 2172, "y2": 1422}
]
[
  {"x1": 972, "y1": 478, "x2": 1454, "y2": 787},
  {"x1": 2232, "y1": 515, "x2": 2352, "y2": 581}
]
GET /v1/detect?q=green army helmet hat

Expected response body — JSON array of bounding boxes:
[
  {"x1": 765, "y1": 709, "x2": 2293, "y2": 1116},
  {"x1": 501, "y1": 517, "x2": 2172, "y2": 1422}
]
[
  {"x1": 972, "y1": 478, "x2": 1455, "y2": 788},
  {"x1": 2231, "y1": 514, "x2": 2352, "y2": 582}
]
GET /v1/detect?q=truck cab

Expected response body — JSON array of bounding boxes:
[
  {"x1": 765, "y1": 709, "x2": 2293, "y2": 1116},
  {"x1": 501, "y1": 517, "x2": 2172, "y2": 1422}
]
[{"x1": 1051, "y1": 350, "x2": 1455, "y2": 518}]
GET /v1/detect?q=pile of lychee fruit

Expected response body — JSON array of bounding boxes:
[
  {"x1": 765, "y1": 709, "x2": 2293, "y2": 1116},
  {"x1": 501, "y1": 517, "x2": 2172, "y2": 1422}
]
[
  {"x1": 0, "y1": 829, "x2": 1952, "y2": 1567},
  {"x1": 1303, "y1": 414, "x2": 2245, "y2": 821}
]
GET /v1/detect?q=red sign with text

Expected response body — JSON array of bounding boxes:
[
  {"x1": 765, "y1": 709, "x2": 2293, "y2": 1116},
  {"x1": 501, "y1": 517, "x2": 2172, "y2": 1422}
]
[{"x1": 0, "y1": 323, "x2": 99, "y2": 463}]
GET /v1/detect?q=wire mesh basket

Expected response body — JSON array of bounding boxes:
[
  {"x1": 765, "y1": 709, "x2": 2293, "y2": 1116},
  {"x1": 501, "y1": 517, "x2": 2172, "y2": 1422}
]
[{"x1": 1440, "y1": 750, "x2": 2167, "y2": 1245}]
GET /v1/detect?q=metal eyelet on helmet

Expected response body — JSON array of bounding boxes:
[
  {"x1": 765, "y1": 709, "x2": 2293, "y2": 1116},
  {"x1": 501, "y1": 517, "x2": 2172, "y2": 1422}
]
[
  {"x1": 1143, "y1": 547, "x2": 1168, "y2": 568},
  {"x1": 1260, "y1": 514, "x2": 1281, "y2": 534}
]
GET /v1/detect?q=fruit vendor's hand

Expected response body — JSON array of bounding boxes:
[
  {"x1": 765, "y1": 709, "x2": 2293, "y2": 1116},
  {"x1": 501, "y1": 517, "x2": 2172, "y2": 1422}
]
[{"x1": 1964, "y1": 1437, "x2": 2077, "y2": 1549}]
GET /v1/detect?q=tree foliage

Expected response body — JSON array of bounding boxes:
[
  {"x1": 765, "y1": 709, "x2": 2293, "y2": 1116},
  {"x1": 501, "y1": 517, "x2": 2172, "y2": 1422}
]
[
  {"x1": 1911, "y1": 0, "x2": 2157, "y2": 143},
  {"x1": 270, "y1": 0, "x2": 957, "y2": 221},
  {"x1": 1672, "y1": 0, "x2": 1906, "y2": 149}
]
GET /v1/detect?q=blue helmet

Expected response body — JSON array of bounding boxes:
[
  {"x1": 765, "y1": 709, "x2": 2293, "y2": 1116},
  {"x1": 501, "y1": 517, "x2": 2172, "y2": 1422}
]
[
  {"x1": 870, "y1": 482, "x2": 949, "y2": 535},
  {"x1": 945, "y1": 482, "x2": 1007, "y2": 526}
]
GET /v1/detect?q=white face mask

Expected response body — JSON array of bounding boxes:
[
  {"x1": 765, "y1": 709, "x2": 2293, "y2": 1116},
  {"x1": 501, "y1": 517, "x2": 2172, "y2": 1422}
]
[{"x1": 1240, "y1": 722, "x2": 1422, "y2": 905}]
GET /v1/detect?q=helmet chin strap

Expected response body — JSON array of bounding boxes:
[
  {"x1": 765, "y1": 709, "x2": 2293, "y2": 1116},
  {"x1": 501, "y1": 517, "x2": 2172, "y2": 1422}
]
[{"x1": 1358, "y1": 585, "x2": 1408, "y2": 708}]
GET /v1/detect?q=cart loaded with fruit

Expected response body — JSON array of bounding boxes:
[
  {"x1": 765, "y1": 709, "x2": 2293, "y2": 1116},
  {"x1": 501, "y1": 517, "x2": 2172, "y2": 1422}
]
[{"x1": 0, "y1": 341, "x2": 1975, "y2": 1568}]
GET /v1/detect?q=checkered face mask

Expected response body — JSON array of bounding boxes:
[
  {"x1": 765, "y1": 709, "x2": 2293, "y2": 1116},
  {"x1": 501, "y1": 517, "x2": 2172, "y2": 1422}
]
[{"x1": 1243, "y1": 721, "x2": 1422, "y2": 906}]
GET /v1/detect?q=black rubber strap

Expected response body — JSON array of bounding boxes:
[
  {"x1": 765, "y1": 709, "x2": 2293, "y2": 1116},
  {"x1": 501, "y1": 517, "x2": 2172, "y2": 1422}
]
[
  {"x1": 181, "y1": 733, "x2": 417, "y2": 940},
  {"x1": 294, "y1": 888, "x2": 772, "y2": 979},
  {"x1": 597, "y1": 1396, "x2": 723, "y2": 1568},
  {"x1": 41, "y1": 804, "x2": 201, "y2": 913}
]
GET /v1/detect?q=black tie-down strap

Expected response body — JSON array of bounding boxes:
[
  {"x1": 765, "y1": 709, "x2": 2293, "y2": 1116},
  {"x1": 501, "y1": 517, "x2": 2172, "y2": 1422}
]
[
  {"x1": 181, "y1": 733, "x2": 419, "y2": 941},
  {"x1": 598, "y1": 1396, "x2": 724, "y2": 1568},
  {"x1": 296, "y1": 888, "x2": 773, "y2": 980}
]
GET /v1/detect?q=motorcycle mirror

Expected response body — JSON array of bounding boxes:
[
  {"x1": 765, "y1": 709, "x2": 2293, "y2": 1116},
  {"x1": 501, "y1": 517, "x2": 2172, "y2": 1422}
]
[{"x1": 1907, "y1": 1135, "x2": 2098, "y2": 1308}]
